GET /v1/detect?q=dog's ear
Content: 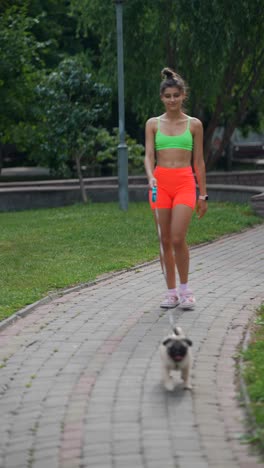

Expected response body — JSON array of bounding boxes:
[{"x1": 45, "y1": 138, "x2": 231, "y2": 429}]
[
  {"x1": 183, "y1": 338, "x2": 192, "y2": 347},
  {"x1": 162, "y1": 338, "x2": 173, "y2": 346}
]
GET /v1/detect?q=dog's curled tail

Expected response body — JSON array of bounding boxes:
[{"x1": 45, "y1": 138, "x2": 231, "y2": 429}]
[{"x1": 173, "y1": 326, "x2": 184, "y2": 336}]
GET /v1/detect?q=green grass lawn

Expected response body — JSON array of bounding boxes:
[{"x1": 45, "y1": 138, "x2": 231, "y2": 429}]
[
  {"x1": 0, "y1": 201, "x2": 262, "y2": 321},
  {"x1": 242, "y1": 304, "x2": 264, "y2": 456}
]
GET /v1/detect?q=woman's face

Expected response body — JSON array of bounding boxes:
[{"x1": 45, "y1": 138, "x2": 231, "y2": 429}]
[{"x1": 160, "y1": 86, "x2": 185, "y2": 111}]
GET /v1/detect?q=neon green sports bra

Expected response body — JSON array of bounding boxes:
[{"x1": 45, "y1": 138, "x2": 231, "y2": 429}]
[{"x1": 155, "y1": 116, "x2": 193, "y2": 152}]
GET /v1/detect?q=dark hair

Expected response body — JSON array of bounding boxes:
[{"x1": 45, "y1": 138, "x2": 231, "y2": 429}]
[{"x1": 160, "y1": 67, "x2": 187, "y2": 95}]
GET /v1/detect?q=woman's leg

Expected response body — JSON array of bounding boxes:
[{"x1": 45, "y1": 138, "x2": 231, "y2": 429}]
[
  {"x1": 153, "y1": 208, "x2": 176, "y2": 289},
  {"x1": 170, "y1": 204, "x2": 193, "y2": 284}
]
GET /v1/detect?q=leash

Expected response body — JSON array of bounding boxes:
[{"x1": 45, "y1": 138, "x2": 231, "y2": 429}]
[
  {"x1": 168, "y1": 310, "x2": 176, "y2": 329},
  {"x1": 154, "y1": 203, "x2": 177, "y2": 329}
]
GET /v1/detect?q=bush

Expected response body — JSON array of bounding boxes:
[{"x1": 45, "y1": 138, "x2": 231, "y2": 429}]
[{"x1": 88, "y1": 127, "x2": 145, "y2": 176}]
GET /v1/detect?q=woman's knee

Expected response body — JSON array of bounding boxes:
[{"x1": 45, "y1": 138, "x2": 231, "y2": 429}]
[{"x1": 172, "y1": 234, "x2": 186, "y2": 250}]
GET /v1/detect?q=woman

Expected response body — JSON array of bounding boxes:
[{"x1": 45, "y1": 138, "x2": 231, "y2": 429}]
[{"x1": 144, "y1": 67, "x2": 208, "y2": 309}]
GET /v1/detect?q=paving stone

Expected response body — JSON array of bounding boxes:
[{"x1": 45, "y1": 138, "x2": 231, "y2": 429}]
[
  {"x1": 80, "y1": 455, "x2": 112, "y2": 467},
  {"x1": 32, "y1": 459, "x2": 60, "y2": 468},
  {"x1": 4, "y1": 451, "x2": 30, "y2": 468}
]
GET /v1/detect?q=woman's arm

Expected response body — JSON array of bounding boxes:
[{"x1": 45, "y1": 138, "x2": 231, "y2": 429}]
[
  {"x1": 144, "y1": 118, "x2": 156, "y2": 188},
  {"x1": 192, "y1": 118, "x2": 208, "y2": 219}
]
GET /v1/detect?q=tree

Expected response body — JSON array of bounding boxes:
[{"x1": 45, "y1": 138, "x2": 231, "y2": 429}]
[
  {"x1": 184, "y1": 0, "x2": 264, "y2": 168},
  {"x1": 71, "y1": 0, "x2": 264, "y2": 169},
  {"x1": 0, "y1": 6, "x2": 44, "y2": 171},
  {"x1": 0, "y1": 2, "x2": 96, "y2": 174},
  {"x1": 0, "y1": 0, "x2": 85, "y2": 68},
  {"x1": 35, "y1": 57, "x2": 111, "y2": 202},
  {"x1": 87, "y1": 128, "x2": 145, "y2": 176}
]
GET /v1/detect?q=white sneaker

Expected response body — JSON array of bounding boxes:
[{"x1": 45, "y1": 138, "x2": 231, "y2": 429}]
[
  {"x1": 179, "y1": 289, "x2": 196, "y2": 310},
  {"x1": 160, "y1": 293, "x2": 180, "y2": 309}
]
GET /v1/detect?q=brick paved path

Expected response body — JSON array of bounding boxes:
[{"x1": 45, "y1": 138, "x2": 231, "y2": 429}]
[{"x1": 0, "y1": 225, "x2": 263, "y2": 468}]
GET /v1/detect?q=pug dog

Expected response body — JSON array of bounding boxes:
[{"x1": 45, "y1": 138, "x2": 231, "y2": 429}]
[{"x1": 160, "y1": 326, "x2": 192, "y2": 391}]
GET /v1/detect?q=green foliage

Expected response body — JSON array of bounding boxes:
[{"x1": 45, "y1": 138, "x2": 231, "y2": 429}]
[
  {"x1": 0, "y1": 6, "x2": 44, "y2": 143},
  {"x1": 0, "y1": 1, "x2": 85, "y2": 67},
  {"x1": 71, "y1": 0, "x2": 264, "y2": 167},
  {"x1": 70, "y1": 0, "x2": 261, "y2": 116},
  {"x1": 1, "y1": 1, "x2": 264, "y2": 170},
  {"x1": 27, "y1": 0, "x2": 84, "y2": 67},
  {"x1": 34, "y1": 57, "x2": 111, "y2": 175},
  {"x1": 242, "y1": 304, "x2": 264, "y2": 454},
  {"x1": 89, "y1": 128, "x2": 145, "y2": 175},
  {"x1": 0, "y1": 2, "x2": 95, "y2": 161}
]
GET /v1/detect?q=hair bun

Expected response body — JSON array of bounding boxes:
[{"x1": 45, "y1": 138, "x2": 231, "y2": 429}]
[
  {"x1": 160, "y1": 67, "x2": 187, "y2": 95},
  {"x1": 161, "y1": 67, "x2": 176, "y2": 80}
]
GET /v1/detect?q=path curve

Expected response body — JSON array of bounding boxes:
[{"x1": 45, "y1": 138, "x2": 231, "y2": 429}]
[{"x1": 0, "y1": 225, "x2": 263, "y2": 468}]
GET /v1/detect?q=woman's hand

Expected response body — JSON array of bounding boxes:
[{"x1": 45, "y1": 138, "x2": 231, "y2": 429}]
[
  {"x1": 148, "y1": 177, "x2": 157, "y2": 189},
  {"x1": 196, "y1": 199, "x2": 208, "y2": 219}
]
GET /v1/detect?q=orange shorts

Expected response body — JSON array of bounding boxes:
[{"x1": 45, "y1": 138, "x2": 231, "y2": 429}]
[{"x1": 149, "y1": 166, "x2": 196, "y2": 210}]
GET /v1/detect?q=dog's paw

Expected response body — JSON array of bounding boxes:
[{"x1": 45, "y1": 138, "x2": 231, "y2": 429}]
[
  {"x1": 183, "y1": 383, "x2": 192, "y2": 390},
  {"x1": 164, "y1": 379, "x2": 175, "y2": 391}
]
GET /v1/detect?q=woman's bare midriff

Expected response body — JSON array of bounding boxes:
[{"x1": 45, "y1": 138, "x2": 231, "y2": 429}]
[{"x1": 156, "y1": 148, "x2": 192, "y2": 168}]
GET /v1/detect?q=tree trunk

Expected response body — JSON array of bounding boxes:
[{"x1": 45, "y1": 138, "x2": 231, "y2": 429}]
[
  {"x1": 203, "y1": 49, "x2": 246, "y2": 164},
  {"x1": 75, "y1": 154, "x2": 88, "y2": 204},
  {"x1": 205, "y1": 46, "x2": 264, "y2": 169},
  {"x1": 203, "y1": 103, "x2": 223, "y2": 164},
  {"x1": 206, "y1": 123, "x2": 236, "y2": 171},
  {"x1": 0, "y1": 150, "x2": 2, "y2": 176},
  {"x1": 206, "y1": 56, "x2": 264, "y2": 170}
]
